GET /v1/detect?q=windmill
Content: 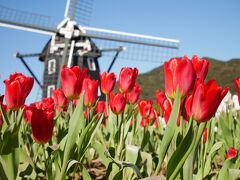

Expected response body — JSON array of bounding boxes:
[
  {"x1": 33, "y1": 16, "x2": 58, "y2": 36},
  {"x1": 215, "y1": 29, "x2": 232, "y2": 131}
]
[{"x1": 0, "y1": 0, "x2": 180, "y2": 98}]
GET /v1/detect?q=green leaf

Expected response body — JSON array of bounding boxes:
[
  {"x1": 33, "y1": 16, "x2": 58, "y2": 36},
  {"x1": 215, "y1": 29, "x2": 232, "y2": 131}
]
[
  {"x1": 218, "y1": 157, "x2": 236, "y2": 180},
  {"x1": 126, "y1": 145, "x2": 139, "y2": 164},
  {"x1": 167, "y1": 119, "x2": 195, "y2": 180},
  {"x1": 58, "y1": 94, "x2": 84, "y2": 179},
  {"x1": 229, "y1": 169, "x2": 240, "y2": 179},
  {"x1": 81, "y1": 164, "x2": 92, "y2": 180},
  {"x1": 77, "y1": 114, "x2": 103, "y2": 162},
  {"x1": 203, "y1": 142, "x2": 223, "y2": 177},
  {"x1": 0, "y1": 123, "x2": 20, "y2": 155},
  {"x1": 141, "y1": 130, "x2": 150, "y2": 150},
  {"x1": 0, "y1": 105, "x2": 9, "y2": 125},
  {"x1": 218, "y1": 114, "x2": 234, "y2": 147},
  {"x1": 140, "y1": 151, "x2": 153, "y2": 176},
  {"x1": 66, "y1": 160, "x2": 79, "y2": 172},
  {"x1": 112, "y1": 169, "x2": 123, "y2": 180},
  {"x1": 92, "y1": 141, "x2": 111, "y2": 167},
  {"x1": 18, "y1": 163, "x2": 36, "y2": 179},
  {"x1": 154, "y1": 87, "x2": 181, "y2": 175}
]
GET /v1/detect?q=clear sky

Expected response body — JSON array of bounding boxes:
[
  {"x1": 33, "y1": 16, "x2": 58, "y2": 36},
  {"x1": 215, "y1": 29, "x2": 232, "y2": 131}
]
[{"x1": 0, "y1": 0, "x2": 240, "y2": 102}]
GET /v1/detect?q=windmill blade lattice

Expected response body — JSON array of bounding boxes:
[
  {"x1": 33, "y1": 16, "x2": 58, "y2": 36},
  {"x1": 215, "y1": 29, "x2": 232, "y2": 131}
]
[
  {"x1": 0, "y1": 5, "x2": 55, "y2": 31},
  {"x1": 83, "y1": 26, "x2": 180, "y2": 63},
  {"x1": 66, "y1": 0, "x2": 94, "y2": 25}
]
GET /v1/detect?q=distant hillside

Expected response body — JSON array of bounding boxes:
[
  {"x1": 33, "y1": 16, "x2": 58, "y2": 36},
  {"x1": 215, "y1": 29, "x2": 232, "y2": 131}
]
[{"x1": 137, "y1": 57, "x2": 240, "y2": 100}]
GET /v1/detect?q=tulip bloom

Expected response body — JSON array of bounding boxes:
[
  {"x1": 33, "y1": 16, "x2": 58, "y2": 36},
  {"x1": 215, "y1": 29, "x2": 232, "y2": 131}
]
[
  {"x1": 109, "y1": 92, "x2": 126, "y2": 115},
  {"x1": 4, "y1": 73, "x2": 34, "y2": 111},
  {"x1": 0, "y1": 95, "x2": 7, "y2": 126},
  {"x1": 30, "y1": 107, "x2": 54, "y2": 144},
  {"x1": 203, "y1": 128, "x2": 208, "y2": 143},
  {"x1": 164, "y1": 57, "x2": 196, "y2": 99},
  {"x1": 234, "y1": 78, "x2": 240, "y2": 105},
  {"x1": 126, "y1": 83, "x2": 141, "y2": 104},
  {"x1": 95, "y1": 101, "x2": 107, "y2": 118},
  {"x1": 138, "y1": 100, "x2": 153, "y2": 119},
  {"x1": 24, "y1": 97, "x2": 55, "y2": 124},
  {"x1": 191, "y1": 55, "x2": 209, "y2": 81},
  {"x1": 61, "y1": 65, "x2": 89, "y2": 100},
  {"x1": 155, "y1": 90, "x2": 172, "y2": 123},
  {"x1": 185, "y1": 80, "x2": 228, "y2": 123},
  {"x1": 53, "y1": 89, "x2": 69, "y2": 112},
  {"x1": 82, "y1": 79, "x2": 99, "y2": 107},
  {"x1": 118, "y1": 67, "x2": 138, "y2": 93},
  {"x1": 226, "y1": 147, "x2": 237, "y2": 159},
  {"x1": 100, "y1": 72, "x2": 116, "y2": 94}
]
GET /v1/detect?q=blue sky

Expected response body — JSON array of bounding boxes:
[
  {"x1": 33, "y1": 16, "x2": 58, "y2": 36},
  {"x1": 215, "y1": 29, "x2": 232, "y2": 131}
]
[{"x1": 0, "y1": 0, "x2": 240, "y2": 102}]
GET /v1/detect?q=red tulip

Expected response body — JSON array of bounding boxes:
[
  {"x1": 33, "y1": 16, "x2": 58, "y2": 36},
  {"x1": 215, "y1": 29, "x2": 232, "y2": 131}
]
[
  {"x1": 109, "y1": 92, "x2": 126, "y2": 115},
  {"x1": 0, "y1": 95, "x2": 4, "y2": 103},
  {"x1": 61, "y1": 65, "x2": 89, "y2": 100},
  {"x1": 126, "y1": 83, "x2": 141, "y2": 104},
  {"x1": 52, "y1": 89, "x2": 69, "y2": 112},
  {"x1": 84, "y1": 108, "x2": 90, "y2": 119},
  {"x1": 234, "y1": 78, "x2": 240, "y2": 105},
  {"x1": 191, "y1": 55, "x2": 209, "y2": 81},
  {"x1": 203, "y1": 128, "x2": 208, "y2": 143},
  {"x1": 118, "y1": 67, "x2": 138, "y2": 93},
  {"x1": 138, "y1": 100, "x2": 153, "y2": 119},
  {"x1": 155, "y1": 90, "x2": 172, "y2": 123},
  {"x1": 185, "y1": 80, "x2": 228, "y2": 123},
  {"x1": 0, "y1": 95, "x2": 7, "y2": 126},
  {"x1": 95, "y1": 101, "x2": 107, "y2": 118},
  {"x1": 82, "y1": 79, "x2": 99, "y2": 107},
  {"x1": 4, "y1": 72, "x2": 34, "y2": 111},
  {"x1": 42, "y1": 97, "x2": 55, "y2": 111},
  {"x1": 164, "y1": 57, "x2": 196, "y2": 99},
  {"x1": 226, "y1": 147, "x2": 237, "y2": 159},
  {"x1": 29, "y1": 107, "x2": 54, "y2": 144},
  {"x1": 140, "y1": 118, "x2": 151, "y2": 128},
  {"x1": 100, "y1": 72, "x2": 116, "y2": 94}
]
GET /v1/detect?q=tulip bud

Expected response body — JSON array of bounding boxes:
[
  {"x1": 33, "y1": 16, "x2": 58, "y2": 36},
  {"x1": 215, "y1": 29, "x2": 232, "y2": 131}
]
[
  {"x1": 126, "y1": 83, "x2": 141, "y2": 104},
  {"x1": 203, "y1": 128, "x2": 208, "y2": 143},
  {"x1": 0, "y1": 95, "x2": 7, "y2": 126},
  {"x1": 61, "y1": 65, "x2": 89, "y2": 100},
  {"x1": 95, "y1": 101, "x2": 107, "y2": 118},
  {"x1": 191, "y1": 55, "x2": 209, "y2": 81},
  {"x1": 138, "y1": 100, "x2": 153, "y2": 119},
  {"x1": 185, "y1": 80, "x2": 229, "y2": 123},
  {"x1": 155, "y1": 90, "x2": 172, "y2": 123},
  {"x1": 164, "y1": 57, "x2": 196, "y2": 99},
  {"x1": 234, "y1": 78, "x2": 240, "y2": 105},
  {"x1": 109, "y1": 92, "x2": 126, "y2": 115},
  {"x1": 82, "y1": 79, "x2": 99, "y2": 107},
  {"x1": 118, "y1": 67, "x2": 138, "y2": 93},
  {"x1": 53, "y1": 89, "x2": 69, "y2": 112},
  {"x1": 226, "y1": 147, "x2": 237, "y2": 159},
  {"x1": 27, "y1": 105, "x2": 54, "y2": 144},
  {"x1": 4, "y1": 72, "x2": 34, "y2": 111},
  {"x1": 100, "y1": 72, "x2": 116, "y2": 94}
]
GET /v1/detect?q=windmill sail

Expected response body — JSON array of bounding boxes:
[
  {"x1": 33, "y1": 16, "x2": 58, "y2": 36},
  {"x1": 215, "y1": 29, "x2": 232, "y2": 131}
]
[
  {"x1": 83, "y1": 26, "x2": 179, "y2": 64},
  {"x1": 65, "y1": 0, "x2": 94, "y2": 25},
  {"x1": 0, "y1": 5, "x2": 56, "y2": 35},
  {"x1": 0, "y1": 3, "x2": 180, "y2": 99}
]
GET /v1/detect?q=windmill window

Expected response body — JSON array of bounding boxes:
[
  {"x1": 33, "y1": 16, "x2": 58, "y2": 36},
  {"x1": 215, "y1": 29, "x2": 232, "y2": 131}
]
[
  {"x1": 48, "y1": 59, "x2": 56, "y2": 74},
  {"x1": 87, "y1": 57, "x2": 96, "y2": 71},
  {"x1": 47, "y1": 85, "x2": 55, "y2": 97}
]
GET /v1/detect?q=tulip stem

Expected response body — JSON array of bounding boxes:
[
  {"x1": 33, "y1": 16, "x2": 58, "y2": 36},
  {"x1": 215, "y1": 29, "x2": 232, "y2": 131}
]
[
  {"x1": 106, "y1": 95, "x2": 109, "y2": 117},
  {"x1": 42, "y1": 144, "x2": 48, "y2": 179}
]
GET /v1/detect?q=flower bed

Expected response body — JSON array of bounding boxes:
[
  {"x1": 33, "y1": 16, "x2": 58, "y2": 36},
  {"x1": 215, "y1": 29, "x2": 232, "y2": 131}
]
[{"x1": 0, "y1": 55, "x2": 239, "y2": 179}]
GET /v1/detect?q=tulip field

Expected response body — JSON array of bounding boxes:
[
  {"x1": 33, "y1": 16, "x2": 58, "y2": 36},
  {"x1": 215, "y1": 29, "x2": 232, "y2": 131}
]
[{"x1": 1, "y1": 56, "x2": 240, "y2": 179}]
